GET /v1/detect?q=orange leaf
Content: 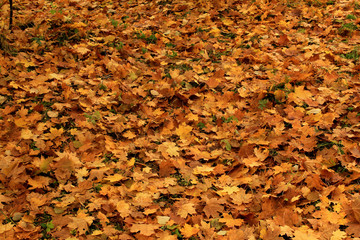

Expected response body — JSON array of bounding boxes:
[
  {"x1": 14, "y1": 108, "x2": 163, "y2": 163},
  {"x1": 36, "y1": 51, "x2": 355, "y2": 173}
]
[
  {"x1": 116, "y1": 200, "x2": 131, "y2": 218},
  {"x1": 177, "y1": 202, "x2": 196, "y2": 218},
  {"x1": 180, "y1": 224, "x2": 200, "y2": 238},
  {"x1": 68, "y1": 210, "x2": 95, "y2": 235},
  {"x1": 175, "y1": 123, "x2": 193, "y2": 141},
  {"x1": 130, "y1": 224, "x2": 159, "y2": 236}
]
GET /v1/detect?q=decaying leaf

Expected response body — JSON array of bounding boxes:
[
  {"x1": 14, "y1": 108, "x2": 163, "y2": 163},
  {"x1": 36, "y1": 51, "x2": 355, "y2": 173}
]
[{"x1": 2, "y1": 0, "x2": 360, "y2": 239}]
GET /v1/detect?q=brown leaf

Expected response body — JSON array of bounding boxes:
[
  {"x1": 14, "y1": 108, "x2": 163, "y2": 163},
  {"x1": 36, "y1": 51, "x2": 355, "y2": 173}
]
[{"x1": 203, "y1": 198, "x2": 224, "y2": 218}]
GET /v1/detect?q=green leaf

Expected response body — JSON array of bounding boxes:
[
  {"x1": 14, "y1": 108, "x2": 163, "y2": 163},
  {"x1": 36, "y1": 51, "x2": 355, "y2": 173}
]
[{"x1": 46, "y1": 221, "x2": 54, "y2": 232}]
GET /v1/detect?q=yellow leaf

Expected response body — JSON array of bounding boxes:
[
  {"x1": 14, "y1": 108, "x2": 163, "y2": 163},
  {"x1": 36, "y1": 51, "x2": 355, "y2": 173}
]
[
  {"x1": 193, "y1": 166, "x2": 214, "y2": 175},
  {"x1": 104, "y1": 174, "x2": 125, "y2": 182},
  {"x1": 21, "y1": 129, "x2": 34, "y2": 140},
  {"x1": 104, "y1": 35, "x2": 116, "y2": 43},
  {"x1": 159, "y1": 142, "x2": 179, "y2": 157},
  {"x1": 69, "y1": 22, "x2": 87, "y2": 28},
  {"x1": 175, "y1": 123, "x2": 193, "y2": 141},
  {"x1": 128, "y1": 157, "x2": 135, "y2": 167},
  {"x1": 330, "y1": 230, "x2": 347, "y2": 240},
  {"x1": 48, "y1": 73, "x2": 65, "y2": 80},
  {"x1": 222, "y1": 18, "x2": 234, "y2": 26},
  {"x1": 123, "y1": 130, "x2": 136, "y2": 139},
  {"x1": 14, "y1": 118, "x2": 27, "y2": 127},
  {"x1": 293, "y1": 229, "x2": 319, "y2": 240},
  {"x1": 91, "y1": 230, "x2": 103, "y2": 236},
  {"x1": 157, "y1": 216, "x2": 170, "y2": 225},
  {"x1": 217, "y1": 186, "x2": 239, "y2": 196}
]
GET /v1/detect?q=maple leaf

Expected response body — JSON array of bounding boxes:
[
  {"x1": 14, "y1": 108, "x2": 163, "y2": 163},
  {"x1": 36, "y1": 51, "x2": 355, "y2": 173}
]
[
  {"x1": 27, "y1": 176, "x2": 50, "y2": 190},
  {"x1": 159, "y1": 142, "x2": 179, "y2": 157},
  {"x1": 5, "y1": 0, "x2": 360, "y2": 238},
  {"x1": 130, "y1": 223, "x2": 159, "y2": 236},
  {"x1": 177, "y1": 202, "x2": 197, "y2": 218},
  {"x1": 349, "y1": 145, "x2": 360, "y2": 158},
  {"x1": 21, "y1": 128, "x2": 35, "y2": 140},
  {"x1": 217, "y1": 186, "x2": 240, "y2": 196},
  {"x1": 68, "y1": 210, "x2": 94, "y2": 235},
  {"x1": 75, "y1": 45, "x2": 91, "y2": 55},
  {"x1": 54, "y1": 195, "x2": 76, "y2": 208},
  {"x1": 345, "y1": 223, "x2": 360, "y2": 237},
  {"x1": 104, "y1": 173, "x2": 125, "y2": 183},
  {"x1": 175, "y1": 122, "x2": 193, "y2": 141},
  {"x1": 159, "y1": 160, "x2": 176, "y2": 177},
  {"x1": 230, "y1": 189, "x2": 253, "y2": 205},
  {"x1": 193, "y1": 165, "x2": 214, "y2": 176},
  {"x1": 292, "y1": 229, "x2": 319, "y2": 240},
  {"x1": 219, "y1": 213, "x2": 243, "y2": 227},
  {"x1": 123, "y1": 130, "x2": 136, "y2": 139},
  {"x1": 330, "y1": 230, "x2": 347, "y2": 240},
  {"x1": 180, "y1": 224, "x2": 200, "y2": 238},
  {"x1": 115, "y1": 200, "x2": 131, "y2": 218},
  {"x1": 287, "y1": 86, "x2": 313, "y2": 105},
  {"x1": 346, "y1": 196, "x2": 360, "y2": 224},
  {"x1": 203, "y1": 198, "x2": 224, "y2": 218},
  {"x1": 26, "y1": 192, "x2": 48, "y2": 210}
]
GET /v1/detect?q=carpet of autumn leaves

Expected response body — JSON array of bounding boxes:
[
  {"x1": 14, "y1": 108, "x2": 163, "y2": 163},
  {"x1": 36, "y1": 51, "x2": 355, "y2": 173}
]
[{"x1": 1, "y1": 0, "x2": 360, "y2": 239}]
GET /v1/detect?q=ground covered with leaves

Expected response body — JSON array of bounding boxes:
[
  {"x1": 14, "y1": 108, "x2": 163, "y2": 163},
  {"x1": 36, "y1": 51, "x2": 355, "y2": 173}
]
[{"x1": 1, "y1": 0, "x2": 360, "y2": 239}]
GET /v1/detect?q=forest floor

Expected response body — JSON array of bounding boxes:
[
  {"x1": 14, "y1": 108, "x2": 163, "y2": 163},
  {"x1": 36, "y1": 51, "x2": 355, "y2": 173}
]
[{"x1": 1, "y1": 0, "x2": 360, "y2": 239}]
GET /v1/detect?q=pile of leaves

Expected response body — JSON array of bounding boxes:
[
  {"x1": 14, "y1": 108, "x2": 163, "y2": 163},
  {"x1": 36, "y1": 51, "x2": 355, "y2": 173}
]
[{"x1": 1, "y1": 0, "x2": 360, "y2": 239}]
